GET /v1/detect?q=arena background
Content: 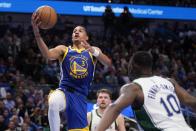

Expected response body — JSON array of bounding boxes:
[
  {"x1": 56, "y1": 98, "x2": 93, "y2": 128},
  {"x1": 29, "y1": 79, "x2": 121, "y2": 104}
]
[{"x1": 0, "y1": 0, "x2": 195, "y2": 131}]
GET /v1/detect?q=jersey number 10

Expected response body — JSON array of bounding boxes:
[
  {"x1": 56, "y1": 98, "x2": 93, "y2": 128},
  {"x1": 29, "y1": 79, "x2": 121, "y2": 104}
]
[{"x1": 160, "y1": 94, "x2": 181, "y2": 117}]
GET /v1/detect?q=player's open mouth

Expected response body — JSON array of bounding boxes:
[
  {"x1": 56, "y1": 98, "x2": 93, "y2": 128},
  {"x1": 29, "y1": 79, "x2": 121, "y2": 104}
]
[
  {"x1": 74, "y1": 34, "x2": 79, "y2": 37},
  {"x1": 74, "y1": 36, "x2": 79, "y2": 39}
]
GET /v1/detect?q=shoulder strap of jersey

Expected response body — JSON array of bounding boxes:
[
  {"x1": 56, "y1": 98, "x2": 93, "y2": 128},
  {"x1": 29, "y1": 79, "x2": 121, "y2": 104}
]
[
  {"x1": 88, "y1": 51, "x2": 96, "y2": 65},
  {"x1": 166, "y1": 78, "x2": 176, "y2": 88},
  {"x1": 115, "y1": 120, "x2": 118, "y2": 130},
  {"x1": 60, "y1": 46, "x2": 69, "y2": 62},
  {"x1": 89, "y1": 111, "x2": 93, "y2": 131}
]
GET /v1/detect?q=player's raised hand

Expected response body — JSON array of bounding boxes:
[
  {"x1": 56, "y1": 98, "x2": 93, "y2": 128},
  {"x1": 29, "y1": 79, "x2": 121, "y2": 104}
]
[
  {"x1": 31, "y1": 12, "x2": 41, "y2": 35},
  {"x1": 81, "y1": 40, "x2": 101, "y2": 57},
  {"x1": 81, "y1": 40, "x2": 94, "y2": 52}
]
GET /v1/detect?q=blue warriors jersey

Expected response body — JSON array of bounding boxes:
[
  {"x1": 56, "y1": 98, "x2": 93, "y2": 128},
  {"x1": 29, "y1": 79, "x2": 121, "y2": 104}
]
[{"x1": 59, "y1": 46, "x2": 95, "y2": 96}]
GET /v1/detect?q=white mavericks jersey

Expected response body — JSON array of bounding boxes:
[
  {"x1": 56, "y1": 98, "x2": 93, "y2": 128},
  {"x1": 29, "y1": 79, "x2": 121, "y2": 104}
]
[
  {"x1": 133, "y1": 76, "x2": 193, "y2": 131},
  {"x1": 90, "y1": 109, "x2": 117, "y2": 131}
]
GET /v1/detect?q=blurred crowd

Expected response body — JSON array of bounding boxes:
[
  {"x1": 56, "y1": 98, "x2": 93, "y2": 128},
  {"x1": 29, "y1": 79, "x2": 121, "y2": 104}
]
[{"x1": 0, "y1": 7, "x2": 196, "y2": 131}]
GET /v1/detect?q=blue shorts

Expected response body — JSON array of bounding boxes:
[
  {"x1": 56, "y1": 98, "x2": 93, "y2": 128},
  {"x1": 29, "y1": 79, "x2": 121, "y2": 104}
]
[{"x1": 60, "y1": 88, "x2": 88, "y2": 130}]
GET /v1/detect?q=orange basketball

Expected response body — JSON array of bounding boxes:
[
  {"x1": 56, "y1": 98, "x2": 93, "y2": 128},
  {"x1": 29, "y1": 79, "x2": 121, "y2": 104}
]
[{"x1": 35, "y1": 5, "x2": 57, "y2": 29}]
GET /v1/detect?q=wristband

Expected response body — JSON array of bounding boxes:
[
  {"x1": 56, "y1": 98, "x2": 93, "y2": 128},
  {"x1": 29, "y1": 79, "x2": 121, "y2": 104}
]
[{"x1": 92, "y1": 47, "x2": 100, "y2": 57}]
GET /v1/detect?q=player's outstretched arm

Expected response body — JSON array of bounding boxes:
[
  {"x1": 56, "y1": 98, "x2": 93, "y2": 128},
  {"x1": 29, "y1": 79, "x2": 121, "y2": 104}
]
[
  {"x1": 96, "y1": 83, "x2": 139, "y2": 131},
  {"x1": 81, "y1": 40, "x2": 112, "y2": 66},
  {"x1": 170, "y1": 79, "x2": 196, "y2": 112},
  {"x1": 31, "y1": 12, "x2": 66, "y2": 60}
]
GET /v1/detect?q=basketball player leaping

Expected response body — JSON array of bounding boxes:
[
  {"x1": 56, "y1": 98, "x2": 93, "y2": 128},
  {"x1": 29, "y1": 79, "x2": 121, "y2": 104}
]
[
  {"x1": 96, "y1": 51, "x2": 196, "y2": 131},
  {"x1": 31, "y1": 13, "x2": 112, "y2": 131}
]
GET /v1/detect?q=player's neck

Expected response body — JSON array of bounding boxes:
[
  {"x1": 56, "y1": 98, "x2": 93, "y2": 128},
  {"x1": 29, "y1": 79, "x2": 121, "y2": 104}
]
[
  {"x1": 139, "y1": 70, "x2": 152, "y2": 77},
  {"x1": 72, "y1": 44, "x2": 84, "y2": 50},
  {"x1": 140, "y1": 73, "x2": 152, "y2": 77},
  {"x1": 97, "y1": 108, "x2": 105, "y2": 115}
]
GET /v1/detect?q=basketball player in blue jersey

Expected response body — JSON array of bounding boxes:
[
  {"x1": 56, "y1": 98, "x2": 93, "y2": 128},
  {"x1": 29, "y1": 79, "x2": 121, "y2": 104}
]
[
  {"x1": 96, "y1": 51, "x2": 196, "y2": 131},
  {"x1": 31, "y1": 13, "x2": 112, "y2": 131}
]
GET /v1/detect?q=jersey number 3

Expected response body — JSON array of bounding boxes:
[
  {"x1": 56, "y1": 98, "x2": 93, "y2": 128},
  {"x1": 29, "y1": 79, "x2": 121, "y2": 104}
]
[{"x1": 160, "y1": 94, "x2": 181, "y2": 117}]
